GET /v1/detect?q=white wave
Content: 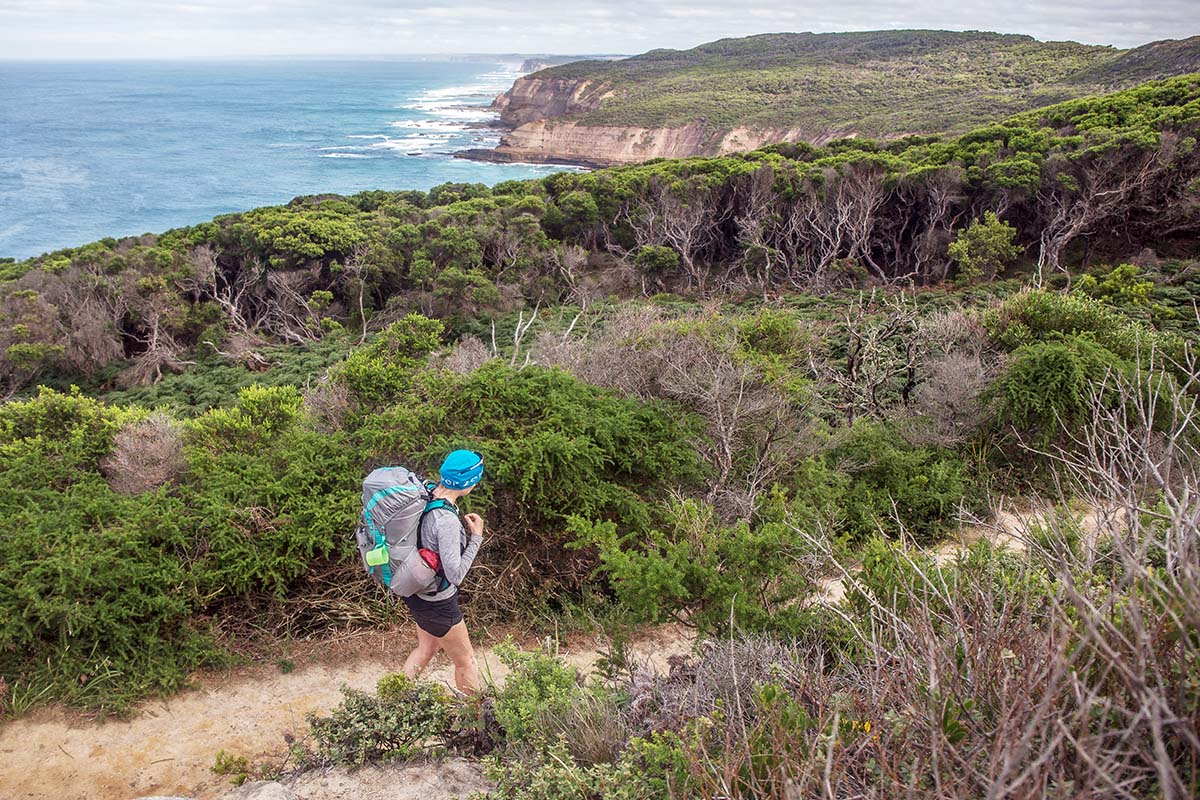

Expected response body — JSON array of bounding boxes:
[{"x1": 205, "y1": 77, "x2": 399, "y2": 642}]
[
  {"x1": 419, "y1": 83, "x2": 497, "y2": 98},
  {"x1": 388, "y1": 119, "x2": 468, "y2": 132},
  {"x1": 346, "y1": 134, "x2": 391, "y2": 140},
  {"x1": 319, "y1": 153, "x2": 377, "y2": 159},
  {"x1": 370, "y1": 135, "x2": 448, "y2": 151}
]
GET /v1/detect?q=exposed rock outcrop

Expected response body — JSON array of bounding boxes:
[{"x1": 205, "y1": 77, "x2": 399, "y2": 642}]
[
  {"x1": 463, "y1": 120, "x2": 847, "y2": 168},
  {"x1": 491, "y1": 76, "x2": 612, "y2": 127}
]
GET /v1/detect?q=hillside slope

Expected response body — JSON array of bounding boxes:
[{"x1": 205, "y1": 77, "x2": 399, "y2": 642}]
[{"x1": 464, "y1": 29, "x2": 1200, "y2": 166}]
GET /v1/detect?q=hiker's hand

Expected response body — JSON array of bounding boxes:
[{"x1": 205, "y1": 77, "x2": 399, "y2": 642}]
[{"x1": 464, "y1": 513, "x2": 484, "y2": 537}]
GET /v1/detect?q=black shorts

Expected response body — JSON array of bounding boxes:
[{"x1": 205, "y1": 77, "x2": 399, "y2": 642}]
[{"x1": 402, "y1": 593, "x2": 463, "y2": 638}]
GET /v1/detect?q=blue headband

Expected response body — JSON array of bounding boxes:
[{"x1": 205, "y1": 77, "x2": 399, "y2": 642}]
[{"x1": 440, "y1": 449, "x2": 484, "y2": 489}]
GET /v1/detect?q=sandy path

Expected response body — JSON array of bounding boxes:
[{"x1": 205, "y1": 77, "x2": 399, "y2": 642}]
[{"x1": 0, "y1": 625, "x2": 693, "y2": 800}]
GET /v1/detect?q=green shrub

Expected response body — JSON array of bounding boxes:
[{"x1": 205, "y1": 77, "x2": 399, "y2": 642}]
[
  {"x1": 355, "y1": 362, "x2": 706, "y2": 609},
  {"x1": 491, "y1": 643, "x2": 582, "y2": 748},
  {"x1": 984, "y1": 289, "x2": 1183, "y2": 368},
  {"x1": 988, "y1": 334, "x2": 1127, "y2": 444},
  {"x1": 0, "y1": 389, "x2": 216, "y2": 712},
  {"x1": 184, "y1": 421, "x2": 359, "y2": 598},
  {"x1": 574, "y1": 492, "x2": 831, "y2": 635},
  {"x1": 1075, "y1": 263, "x2": 1155, "y2": 307},
  {"x1": 306, "y1": 673, "x2": 453, "y2": 766},
  {"x1": 850, "y1": 536, "x2": 1052, "y2": 621},
  {"x1": 211, "y1": 749, "x2": 251, "y2": 785},
  {"x1": 633, "y1": 245, "x2": 680, "y2": 277},
  {"x1": 830, "y1": 422, "x2": 976, "y2": 542},
  {"x1": 333, "y1": 314, "x2": 444, "y2": 409},
  {"x1": 948, "y1": 211, "x2": 1021, "y2": 284}
]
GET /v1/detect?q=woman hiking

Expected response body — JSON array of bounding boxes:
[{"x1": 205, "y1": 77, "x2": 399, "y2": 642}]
[{"x1": 401, "y1": 449, "x2": 486, "y2": 694}]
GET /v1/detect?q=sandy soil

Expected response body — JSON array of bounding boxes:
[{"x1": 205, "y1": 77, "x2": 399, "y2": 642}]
[{"x1": 0, "y1": 625, "x2": 693, "y2": 800}]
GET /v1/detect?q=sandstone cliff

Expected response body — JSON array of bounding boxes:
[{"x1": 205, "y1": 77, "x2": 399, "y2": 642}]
[
  {"x1": 492, "y1": 76, "x2": 613, "y2": 127},
  {"x1": 471, "y1": 73, "x2": 843, "y2": 167},
  {"x1": 468, "y1": 119, "x2": 846, "y2": 168}
]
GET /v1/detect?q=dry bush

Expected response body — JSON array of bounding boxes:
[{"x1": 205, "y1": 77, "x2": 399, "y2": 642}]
[
  {"x1": 535, "y1": 304, "x2": 816, "y2": 520},
  {"x1": 901, "y1": 350, "x2": 997, "y2": 447},
  {"x1": 537, "y1": 690, "x2": 629, "y2": 766},
  {"x1": 302, "y1": 377, "x2": 354, "y2": 432},
  {"x1": 62, "y1": 299, "x2": 124, "y2": 375},
  {"x1": 652, "y1": 331, "x2": 813, "y2": 520},
  {"x1": 626, "y1": 637, "x2": 803, "y2": 736},
  {"x1": 100, "y1": 412, "x2": 186, "y2": 494},
  {"x1": 116, "y1": 342, "x2": 192, "y2": 388},
  {"x1": 535, "y1": 304, "x2": 814, "y2": 519},
  {"x1": 531, "y1": 304, "x2": 668, "y2": 396},
  {"x1": 435, "y1": 335, "x2": 495, "y2": 375},
  {"x1": 204, "y1": 331, "x2": 272, "y2": 371},
  {"x1": 810, "y1": 290, "x2": 922, "y2": 425},
  {"x1": 892, "y1": 308, "x2": 997, "y2": 447}
]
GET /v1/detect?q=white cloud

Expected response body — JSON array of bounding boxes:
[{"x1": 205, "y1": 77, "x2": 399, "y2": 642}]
[{"x1": 0, "y1": 0, "x2": 1195, "y2": 58}]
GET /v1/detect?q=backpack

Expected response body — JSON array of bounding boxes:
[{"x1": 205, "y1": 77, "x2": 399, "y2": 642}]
[{"x1": 354, "y1": 466, "x2": 448, "y2": 597}]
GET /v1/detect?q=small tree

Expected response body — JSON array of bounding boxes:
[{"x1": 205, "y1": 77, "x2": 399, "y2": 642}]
[
  {"x1": 633, "y1": 245, "x2": 680, "y2": 293},
  {"x1": 948, "y1": 212, "x2": 1020, "y2": 285}
]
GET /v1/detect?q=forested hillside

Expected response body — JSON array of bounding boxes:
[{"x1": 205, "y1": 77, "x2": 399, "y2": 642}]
[{"x1": 2, "y1": 75, "x2": 1199, "y2": 799}]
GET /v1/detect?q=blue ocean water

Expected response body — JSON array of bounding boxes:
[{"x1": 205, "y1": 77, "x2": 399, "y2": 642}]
[{"x1": 0, "y1": 60, "x2": 572, "y2": 260}]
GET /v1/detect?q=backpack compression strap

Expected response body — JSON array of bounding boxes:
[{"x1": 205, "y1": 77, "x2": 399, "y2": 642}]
[{"x1": 364, "y1": 483, "x2": 420, "y2": 586}]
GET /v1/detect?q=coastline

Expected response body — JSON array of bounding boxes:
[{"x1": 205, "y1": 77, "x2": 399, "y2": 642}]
[{"x1": 453, "y1": 146, "x2": 604, "y2": 170}]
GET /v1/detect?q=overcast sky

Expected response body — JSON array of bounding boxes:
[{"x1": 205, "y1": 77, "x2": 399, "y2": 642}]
[{"x1": 1, "y1": 0, "x2": 1197, "y2": 59}]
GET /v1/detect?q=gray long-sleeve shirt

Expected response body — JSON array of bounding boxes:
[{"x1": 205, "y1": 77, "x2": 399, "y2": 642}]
[{"x1": 417, "y1": 505, "x2": 482, "y2": 601}]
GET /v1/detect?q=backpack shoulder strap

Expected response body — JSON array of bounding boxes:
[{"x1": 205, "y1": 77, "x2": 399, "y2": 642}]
[{"x1": 417, "y1": 497, "x2": 456, "y2": 548}]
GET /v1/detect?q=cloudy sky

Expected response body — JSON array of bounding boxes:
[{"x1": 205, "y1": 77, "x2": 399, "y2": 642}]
[{"x1": 1, "y1": 0, "x2": 1197, "y2": 59}]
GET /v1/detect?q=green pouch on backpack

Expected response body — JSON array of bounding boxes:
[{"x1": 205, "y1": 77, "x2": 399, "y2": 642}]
[{"x1": 365, "y1": 544, "x2": 389, "y2": 567}]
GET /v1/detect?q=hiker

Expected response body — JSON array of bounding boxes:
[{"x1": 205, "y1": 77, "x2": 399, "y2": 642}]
[{"x1": 400, "y1": 449, "x2": 485, "y2": 694}]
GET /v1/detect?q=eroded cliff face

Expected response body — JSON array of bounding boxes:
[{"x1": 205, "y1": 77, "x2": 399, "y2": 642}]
[
  {"x1": 475, "y1": 74, "x2": 843, "y2": 166},
  {"x1": 492, "y1": 77, "x2": 613, "y2": 127},
  {"x1": 474, "y1": 120, "x2": 847, "y2": 167}
]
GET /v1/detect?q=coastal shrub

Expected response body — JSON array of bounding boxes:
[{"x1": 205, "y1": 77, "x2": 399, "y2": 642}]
[
  {"x1": 984, "y1": 289, "x2": 1183, "y2": 367},
  {"x1": 987, "y1": 334, "x2": 1128, "y2": 444},
  {"x1": 633, "y1": 245, "x2": 680, "y2": 278},
  {"x1": 491, "y1": 643, "x2": 583, "y2": 748},
  {"x1": 573, "y1": 473, "x2": 841, "y2": 635},
  {"x1": 332, "y1": 314, "x2": 444, "y2": 409},
  {"x1": 0, "y1": 391, "x2": 215, "y2": 711},
  {"x1": 183, "y1": 390, "x2": 360, "y2": 598},
  {"x1": 1075, "y1": 263, "x2": 1155, "y2": 306},
  {"x1": 354, "y1": 362, "x2": 706, "y2": 612},
  {"x1": 948, "y1": 211, "x2": 1021, "y2": 284},
  {"x1": 0, "y1": 386, "x2": 134, "y2": 475},
  {"x1": 306, "y1": 673, "x2": 453, "y2": 766},
  {"x1": 829, "y1": 421, "x2": 976, "y2": 542}
]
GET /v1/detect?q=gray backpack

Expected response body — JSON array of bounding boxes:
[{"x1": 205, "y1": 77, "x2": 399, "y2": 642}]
[{"x1": 355, "y1": 466, "x2": 441, "y2": 597}]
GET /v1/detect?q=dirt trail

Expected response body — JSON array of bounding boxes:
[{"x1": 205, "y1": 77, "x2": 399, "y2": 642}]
[{"x1": 0, "y1": 625, "x2": 693, "y2": 800}]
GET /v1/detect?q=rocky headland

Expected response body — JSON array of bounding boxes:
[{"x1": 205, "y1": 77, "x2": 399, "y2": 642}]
[{"x1": 459, "y1": 30, "x2": 1200, "y2": 168}]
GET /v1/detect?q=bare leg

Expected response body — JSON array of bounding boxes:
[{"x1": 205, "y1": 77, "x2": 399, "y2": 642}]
[
  {"x1": 438, "y1": 620, "x2": 481, "y2": 694},
  {"x1": 403, "y1": 626, "x2": 442, "y2": 679}
]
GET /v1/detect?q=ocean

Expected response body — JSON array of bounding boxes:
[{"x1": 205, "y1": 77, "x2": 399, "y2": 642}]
[{"x1": 0, "y1": 59, "x2": 572, "y2": 260}]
